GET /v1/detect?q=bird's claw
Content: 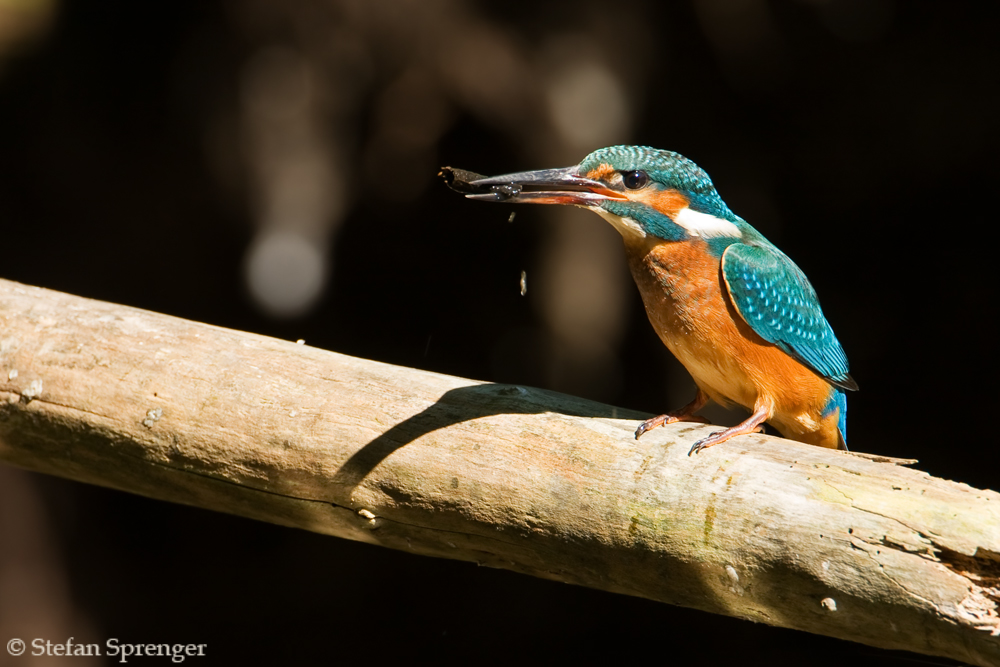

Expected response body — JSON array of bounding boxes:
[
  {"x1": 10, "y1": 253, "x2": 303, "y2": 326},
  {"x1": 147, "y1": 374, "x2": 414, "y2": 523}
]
[
  {"x1": 688, "y1": 434, "x2": 719, "y2": 456},
  {"x1": 634, "y1": 420, "x2": 656, "y2": 440},
  {"x1": 634, "y1": 413, "x2": 709, "y2": 440},
  {"x1": 687, "y1": 425, "x2": 765, "y2": 456}
]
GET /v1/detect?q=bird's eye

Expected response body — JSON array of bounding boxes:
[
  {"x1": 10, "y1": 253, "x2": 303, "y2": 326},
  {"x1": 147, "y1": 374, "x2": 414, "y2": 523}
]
[{"x1": 622, "y1": 170, "x2": 648, "y2": 190}]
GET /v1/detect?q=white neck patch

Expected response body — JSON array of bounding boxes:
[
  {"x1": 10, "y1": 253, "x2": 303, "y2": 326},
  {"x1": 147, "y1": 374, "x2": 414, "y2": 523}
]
[
  {"x1": 673, "y1": 207, "x2": 741, "y2": 239},
  {"x1": 587, "y1": 204, "x2": 741, "y2": 242}
]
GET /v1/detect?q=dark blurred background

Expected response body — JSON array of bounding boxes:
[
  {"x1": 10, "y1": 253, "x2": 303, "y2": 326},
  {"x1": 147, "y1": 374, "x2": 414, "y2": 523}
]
[{"x1": 0, "y1": 0, "x2": 997, "y2": 664}]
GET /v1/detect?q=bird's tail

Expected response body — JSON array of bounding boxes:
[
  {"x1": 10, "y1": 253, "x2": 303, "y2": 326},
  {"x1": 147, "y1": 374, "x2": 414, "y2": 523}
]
[{"x1": 826, "y1": 388, "x2": 849, "y2": 451}]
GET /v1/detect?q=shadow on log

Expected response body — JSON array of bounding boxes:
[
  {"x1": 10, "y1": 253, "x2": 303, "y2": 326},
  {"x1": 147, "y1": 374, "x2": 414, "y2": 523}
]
[{"x1": 0, "y1": 279, "x2": 996, "y2": 666}]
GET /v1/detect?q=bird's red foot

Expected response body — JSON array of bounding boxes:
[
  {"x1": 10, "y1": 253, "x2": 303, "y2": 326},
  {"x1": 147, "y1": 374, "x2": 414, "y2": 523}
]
[
  {"x1": 634, "y1": 390, "x2": 710, "y2": 440},
  {"x1": 687, "y1": 404, "x2": 771, "y2": 455},
  {"x1": 635, "y1": 413, "x2": 708, "y2": 439},
  {"x1": 688, "y1": 425, "x2": 765, "y2": 456}
]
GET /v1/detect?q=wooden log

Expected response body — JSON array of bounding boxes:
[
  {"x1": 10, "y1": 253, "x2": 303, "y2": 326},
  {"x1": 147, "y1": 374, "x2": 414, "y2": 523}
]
[{"x1": 0, "y1": 279, "x2": 996, "y2": 665}]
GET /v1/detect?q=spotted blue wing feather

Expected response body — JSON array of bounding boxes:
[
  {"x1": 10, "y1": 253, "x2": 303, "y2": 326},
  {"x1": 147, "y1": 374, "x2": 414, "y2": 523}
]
[{"x1": 721, "y1": 243, "x2": 857, "y2": 390}]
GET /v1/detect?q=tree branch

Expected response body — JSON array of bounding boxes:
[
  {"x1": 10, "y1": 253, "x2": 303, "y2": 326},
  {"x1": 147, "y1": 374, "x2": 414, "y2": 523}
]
[{"x1": 0, "y1": 279, "x2": 996, "y2": 665}]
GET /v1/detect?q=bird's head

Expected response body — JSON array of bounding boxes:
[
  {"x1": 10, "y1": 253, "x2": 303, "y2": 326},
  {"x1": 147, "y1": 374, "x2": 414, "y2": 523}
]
[{"x1": 467, "y1": 145, "x2": 746, "y2": 243}]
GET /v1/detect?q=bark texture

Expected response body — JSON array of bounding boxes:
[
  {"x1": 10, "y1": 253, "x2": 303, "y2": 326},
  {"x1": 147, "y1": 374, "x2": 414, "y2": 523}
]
[{"x1": 0, "y1": 280, "x2": 997, "y2": 665}]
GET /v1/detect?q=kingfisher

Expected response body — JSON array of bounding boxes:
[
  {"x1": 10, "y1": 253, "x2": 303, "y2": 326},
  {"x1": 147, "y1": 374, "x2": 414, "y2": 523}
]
[{"x1": 447, "y1": 146, "x2": 857, "y2": 455}]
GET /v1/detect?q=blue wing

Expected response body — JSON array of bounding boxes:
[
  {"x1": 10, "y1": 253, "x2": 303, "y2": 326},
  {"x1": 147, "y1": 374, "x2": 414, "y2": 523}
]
[{"x1": 721, "y1": 242, "x2": 857, "y2": 390}]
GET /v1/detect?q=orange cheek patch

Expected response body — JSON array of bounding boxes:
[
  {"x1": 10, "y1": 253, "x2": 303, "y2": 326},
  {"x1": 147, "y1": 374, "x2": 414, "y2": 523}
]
[
  {"x1": 631, "y1": 188, "x2": 690, "y2": 219},
  {"x1": 585, "y1": 163, "x2": 617, "y2": 181}
]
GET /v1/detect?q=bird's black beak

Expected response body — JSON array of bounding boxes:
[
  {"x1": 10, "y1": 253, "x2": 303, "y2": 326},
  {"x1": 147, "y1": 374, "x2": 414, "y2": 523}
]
[{"x1": 445, "y1": 166, "x2": 626, "y2": 206}]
